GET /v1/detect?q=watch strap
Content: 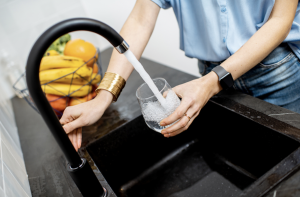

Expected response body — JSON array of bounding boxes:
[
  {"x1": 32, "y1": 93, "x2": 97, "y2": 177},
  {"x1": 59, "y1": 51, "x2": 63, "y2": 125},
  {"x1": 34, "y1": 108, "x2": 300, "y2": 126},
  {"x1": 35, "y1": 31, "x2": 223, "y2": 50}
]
[{"x1": 212, "y1": 66, "x2": 234, "y2": 90}]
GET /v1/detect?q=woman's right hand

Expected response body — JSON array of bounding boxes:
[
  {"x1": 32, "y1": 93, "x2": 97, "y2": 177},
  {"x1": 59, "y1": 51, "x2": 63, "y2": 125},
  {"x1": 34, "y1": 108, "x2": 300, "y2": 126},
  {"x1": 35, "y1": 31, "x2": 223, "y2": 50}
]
[{"x1": 60, "y1": 90, "x2": 113, "y2": 151}]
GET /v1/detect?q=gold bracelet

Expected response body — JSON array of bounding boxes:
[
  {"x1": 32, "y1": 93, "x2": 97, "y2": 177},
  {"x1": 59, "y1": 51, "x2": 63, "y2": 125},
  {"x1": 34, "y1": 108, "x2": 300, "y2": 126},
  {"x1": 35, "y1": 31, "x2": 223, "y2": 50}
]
[{"x1": 95, "y1": 72, "x2": 126, "y2": 102}]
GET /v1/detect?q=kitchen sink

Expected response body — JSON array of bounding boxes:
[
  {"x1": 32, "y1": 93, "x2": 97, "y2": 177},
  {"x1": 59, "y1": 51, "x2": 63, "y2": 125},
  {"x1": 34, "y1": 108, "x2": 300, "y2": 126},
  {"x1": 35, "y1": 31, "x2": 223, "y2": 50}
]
[{"x1": 87, "y1": 100, "x2": 300, "y2": 197}]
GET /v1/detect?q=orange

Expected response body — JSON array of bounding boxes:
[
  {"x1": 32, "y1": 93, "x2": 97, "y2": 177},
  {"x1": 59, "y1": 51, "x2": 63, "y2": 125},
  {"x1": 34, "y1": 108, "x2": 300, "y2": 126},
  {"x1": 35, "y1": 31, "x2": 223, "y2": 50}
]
[
  {"x1": 64, "y1": 39, "x2": 97, "y2": 67},
  {"x1": 46, "y1": 94, "x2": 68, "y2": 111}
]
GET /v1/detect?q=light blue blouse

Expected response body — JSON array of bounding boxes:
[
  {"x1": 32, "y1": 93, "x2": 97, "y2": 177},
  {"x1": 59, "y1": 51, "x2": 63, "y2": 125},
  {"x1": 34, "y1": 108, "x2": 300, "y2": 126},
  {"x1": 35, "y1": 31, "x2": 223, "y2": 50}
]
[{"x1": 151, "y1": 0, "x2": 300, "y2": 61}]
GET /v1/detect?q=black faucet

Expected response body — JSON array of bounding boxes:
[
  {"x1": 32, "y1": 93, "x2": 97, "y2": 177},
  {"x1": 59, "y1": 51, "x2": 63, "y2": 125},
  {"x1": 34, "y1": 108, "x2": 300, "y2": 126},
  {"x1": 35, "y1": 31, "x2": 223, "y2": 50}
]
[{"x1": 26, "y1": 18, "x2": 130, "y2": 197}]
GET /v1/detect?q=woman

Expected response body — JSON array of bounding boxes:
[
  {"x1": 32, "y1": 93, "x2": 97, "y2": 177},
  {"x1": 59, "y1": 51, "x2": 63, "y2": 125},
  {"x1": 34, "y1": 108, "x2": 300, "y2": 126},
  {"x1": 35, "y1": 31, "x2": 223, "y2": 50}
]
[{"x1": 60, "y1": 0, "x2": 300, "y2": 151}]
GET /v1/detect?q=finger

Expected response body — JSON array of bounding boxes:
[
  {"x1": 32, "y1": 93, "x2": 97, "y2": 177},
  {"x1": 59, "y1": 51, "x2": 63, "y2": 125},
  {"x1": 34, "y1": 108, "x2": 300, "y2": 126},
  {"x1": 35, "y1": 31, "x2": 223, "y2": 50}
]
[
  {"x1": 73, "y1": 129, "x2": 77, "y2": 151},
  {"x1": 60, "y1": 106, "x2": 81, "y2": 126},
  {"x1": 164, "y1": 111, "x2": 199, "y2": 137},
  {"x1": 162, "y1": 90, "x2": 169, "y2": 98},
  {"x1": 77, "y1": 127, "x2": 82, "y2": 151},
  {"x1": 74, "y1": 129, "x2": 78, "y2": 151},
  {"x1": 60, "y1": 117, "x2": 70, "y2": 126},
  {"x1": 68, "y1": 132, "x2": 73, "y2": 145},
  {"x1": 63, "y1": 118, "x2": 83, "y2": 134},
  {"x1": 172, "y1": 86, "x2": 183, "y2": 98},
  {"x1": 164, "y1": 122, "x2": 190, "y2": 137},
  {"x1": 161, "y1": 116, "x2": 189, "y2": 135},
  {"x1": 75, "y1": 129, "x2": 78, "y2": 152},
  {"x1": 161, "y1": 106, "x2": 197, "y2": 134},
  {"x1": 162, "y1": 86, "x2": 183, "y2": 103},
  {"x1": 160, "y1": 97, "x2": 193, "y2": 126},
  {"x1": 60, "y1": 107, "x2": 73, "y2": 125},
  {"x1": 68, "y1": 132, "x2": 74, "y2": 148}
]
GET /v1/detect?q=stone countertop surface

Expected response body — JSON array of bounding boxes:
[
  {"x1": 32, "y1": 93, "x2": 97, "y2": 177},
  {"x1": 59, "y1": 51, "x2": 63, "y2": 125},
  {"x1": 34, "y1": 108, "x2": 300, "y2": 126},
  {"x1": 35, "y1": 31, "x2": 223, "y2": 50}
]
[{"x1": 12, "y1": 48, "x2": 300, "y2": 197}]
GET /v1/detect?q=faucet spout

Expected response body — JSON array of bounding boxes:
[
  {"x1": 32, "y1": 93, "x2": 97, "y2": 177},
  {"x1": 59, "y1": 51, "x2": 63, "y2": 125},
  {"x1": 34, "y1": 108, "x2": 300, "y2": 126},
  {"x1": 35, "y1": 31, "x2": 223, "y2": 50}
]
[{"x1": 26, "y1": 18, "x2": 126, "y2": 197}]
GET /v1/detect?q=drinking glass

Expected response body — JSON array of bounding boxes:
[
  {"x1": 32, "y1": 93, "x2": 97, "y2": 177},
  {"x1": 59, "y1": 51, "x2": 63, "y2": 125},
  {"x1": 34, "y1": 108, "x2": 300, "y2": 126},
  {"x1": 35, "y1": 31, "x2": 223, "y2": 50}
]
[{"x1": 136, "y1": 78, "x2": 181, "y2": 133}]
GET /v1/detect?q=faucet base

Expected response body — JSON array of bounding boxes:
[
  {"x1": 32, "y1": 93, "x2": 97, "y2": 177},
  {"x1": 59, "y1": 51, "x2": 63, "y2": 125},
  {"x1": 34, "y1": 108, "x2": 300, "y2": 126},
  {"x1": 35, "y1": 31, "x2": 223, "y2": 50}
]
[
  {"x1": 102, "y1": 187, "x2": 108, "y2": 197},
  {"x1": 67, "y1": 158, "x2": 104, "y2": 197}
]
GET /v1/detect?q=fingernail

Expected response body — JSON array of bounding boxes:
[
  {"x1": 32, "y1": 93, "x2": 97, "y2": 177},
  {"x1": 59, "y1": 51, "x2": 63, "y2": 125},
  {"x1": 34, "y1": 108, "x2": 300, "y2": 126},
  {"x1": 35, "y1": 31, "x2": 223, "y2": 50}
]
[{"x1": 160, "y1": 121, "x2": 165, "y2": 126}]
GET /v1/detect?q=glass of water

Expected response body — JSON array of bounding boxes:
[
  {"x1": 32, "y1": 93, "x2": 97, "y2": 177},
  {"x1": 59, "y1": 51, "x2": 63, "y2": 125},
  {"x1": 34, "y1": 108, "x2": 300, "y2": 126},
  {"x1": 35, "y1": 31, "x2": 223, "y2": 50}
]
[{"x1": 136, "y1": 78, "x2": 181, "y2": 133}]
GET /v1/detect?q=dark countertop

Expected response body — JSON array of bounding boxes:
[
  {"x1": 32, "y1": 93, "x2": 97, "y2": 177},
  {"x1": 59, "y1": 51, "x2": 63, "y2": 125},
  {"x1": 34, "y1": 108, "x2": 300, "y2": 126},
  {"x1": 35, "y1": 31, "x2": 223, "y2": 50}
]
[{"x1": 12, "y1": 48, "x2": 300, "y2": 197}]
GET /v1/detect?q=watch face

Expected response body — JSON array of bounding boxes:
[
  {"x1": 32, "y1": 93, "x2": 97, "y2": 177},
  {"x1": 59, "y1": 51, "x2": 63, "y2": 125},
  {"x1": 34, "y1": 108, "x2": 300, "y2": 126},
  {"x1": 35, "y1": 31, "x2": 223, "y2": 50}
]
[
  {"x1": 212, "y1": 66, "x2": 234, "y2": 90},
  {"x1": 220, "y1": 73, "x2": 234, "y2": 90}
]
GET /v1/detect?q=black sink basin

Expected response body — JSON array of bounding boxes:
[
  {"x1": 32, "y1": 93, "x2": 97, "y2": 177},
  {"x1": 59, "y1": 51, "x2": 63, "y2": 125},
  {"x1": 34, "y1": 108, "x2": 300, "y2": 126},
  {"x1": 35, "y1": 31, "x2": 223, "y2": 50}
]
[{"x1": 87, "y1": 99, "x2": 300, "y2": 197}]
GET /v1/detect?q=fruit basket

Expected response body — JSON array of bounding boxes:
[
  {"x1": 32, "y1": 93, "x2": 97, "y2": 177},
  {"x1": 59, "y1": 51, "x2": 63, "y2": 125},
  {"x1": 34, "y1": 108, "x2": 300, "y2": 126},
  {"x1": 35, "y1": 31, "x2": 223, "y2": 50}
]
[{"x1": 13, "y1": 49, "x2": 103, "y2": 118}]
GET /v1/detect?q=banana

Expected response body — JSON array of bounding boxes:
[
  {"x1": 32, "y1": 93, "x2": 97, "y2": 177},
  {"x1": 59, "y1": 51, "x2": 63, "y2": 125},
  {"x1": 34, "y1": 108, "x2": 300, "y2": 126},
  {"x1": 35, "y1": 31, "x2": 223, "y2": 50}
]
[
  {"x1": 40, "y1": 67, "x2": 100, "y2": 85},
  {"x1": 41, "y1": 83, "x2": 92, "y2": 97},
  {"x1": 72, "y1": 73, "x2": 101, "y2": 85},
  {"x1": 45, "y1": 50, "x2": 60, "y2": 56},
  {"x1": 40, "y1": 65, "x2": 92, "y2": 82},
  {"x1": 89, "y1": 73, "x2": 101, "y2": 85},
  {"x1": 40, "y1": 55, "x2": 85, "y2": 71}
]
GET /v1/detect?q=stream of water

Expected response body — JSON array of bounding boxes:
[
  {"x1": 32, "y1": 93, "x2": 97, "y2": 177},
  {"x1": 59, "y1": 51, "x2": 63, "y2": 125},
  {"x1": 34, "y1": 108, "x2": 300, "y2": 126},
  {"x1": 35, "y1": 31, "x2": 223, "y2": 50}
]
[{"x1": 124, "y1": 50, "x2": 167, "y2": 107}]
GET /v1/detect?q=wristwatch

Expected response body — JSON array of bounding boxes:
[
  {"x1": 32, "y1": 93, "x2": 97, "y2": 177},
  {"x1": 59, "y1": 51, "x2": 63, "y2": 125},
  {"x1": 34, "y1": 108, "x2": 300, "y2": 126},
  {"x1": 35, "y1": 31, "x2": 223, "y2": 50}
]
[{"x1": 211, "y1": 66, "x2": 234, "y2": 90}]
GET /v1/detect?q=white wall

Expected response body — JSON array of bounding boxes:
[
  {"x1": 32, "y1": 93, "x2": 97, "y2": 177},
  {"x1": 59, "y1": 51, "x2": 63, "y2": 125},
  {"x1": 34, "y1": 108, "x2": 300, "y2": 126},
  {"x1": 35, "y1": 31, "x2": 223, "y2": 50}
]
[
  {"x1": 0, "y1": 0, "x2": 96, "y2": 100},
  {"x1": 80, "y1": 0, "x2": 200, "y2": 77}
]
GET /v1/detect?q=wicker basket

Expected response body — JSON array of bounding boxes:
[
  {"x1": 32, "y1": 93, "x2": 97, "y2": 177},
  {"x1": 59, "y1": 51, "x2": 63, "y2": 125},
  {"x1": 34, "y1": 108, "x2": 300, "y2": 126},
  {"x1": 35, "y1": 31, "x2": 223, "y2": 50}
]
[{"x1": 13, "y1": 49, "x2": 103, "y2": 118}]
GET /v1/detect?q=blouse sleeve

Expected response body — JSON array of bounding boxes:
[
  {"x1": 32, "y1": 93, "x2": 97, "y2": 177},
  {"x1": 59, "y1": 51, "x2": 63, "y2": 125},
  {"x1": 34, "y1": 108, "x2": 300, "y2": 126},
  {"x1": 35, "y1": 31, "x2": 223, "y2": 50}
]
[{"x1": 151, "y1": 0, "x2": 171, "y2": 9}]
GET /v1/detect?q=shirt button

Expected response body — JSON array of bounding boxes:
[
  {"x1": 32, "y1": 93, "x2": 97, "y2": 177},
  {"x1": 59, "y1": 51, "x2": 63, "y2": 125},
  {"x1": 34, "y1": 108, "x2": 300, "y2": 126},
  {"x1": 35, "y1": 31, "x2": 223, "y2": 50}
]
[
  {"x1": 221, "y1": 7, "x2": 226, "y2": 13},
  {"x1": 223, "y1": 38, "x2": 226, "y2": 43}
]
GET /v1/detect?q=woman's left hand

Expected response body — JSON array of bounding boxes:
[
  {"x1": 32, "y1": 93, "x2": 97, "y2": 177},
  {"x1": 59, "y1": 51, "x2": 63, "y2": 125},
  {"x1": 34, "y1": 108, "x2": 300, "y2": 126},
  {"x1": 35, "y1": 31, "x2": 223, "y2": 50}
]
[{"x1": 160, "y1": 72, "x2": 222, "y2": 137}]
